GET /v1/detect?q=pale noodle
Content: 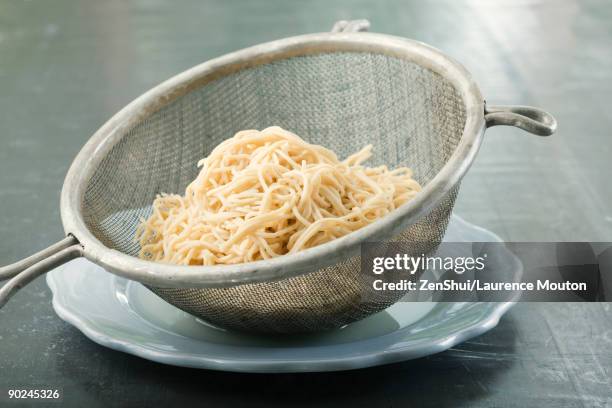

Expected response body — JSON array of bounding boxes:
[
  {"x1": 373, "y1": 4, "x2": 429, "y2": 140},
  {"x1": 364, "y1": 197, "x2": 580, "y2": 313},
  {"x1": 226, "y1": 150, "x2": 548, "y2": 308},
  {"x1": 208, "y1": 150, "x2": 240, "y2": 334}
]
[{"x1": 136, "y1": 126, "x2": 421, "y2": 265}]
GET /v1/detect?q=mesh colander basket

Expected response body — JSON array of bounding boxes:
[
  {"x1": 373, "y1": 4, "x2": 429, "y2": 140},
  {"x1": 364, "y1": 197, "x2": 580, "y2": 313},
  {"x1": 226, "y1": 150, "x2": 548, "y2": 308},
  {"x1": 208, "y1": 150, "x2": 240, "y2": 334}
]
[{"x1": 0, "y1": 20, "x2": 556, "y2": 333}]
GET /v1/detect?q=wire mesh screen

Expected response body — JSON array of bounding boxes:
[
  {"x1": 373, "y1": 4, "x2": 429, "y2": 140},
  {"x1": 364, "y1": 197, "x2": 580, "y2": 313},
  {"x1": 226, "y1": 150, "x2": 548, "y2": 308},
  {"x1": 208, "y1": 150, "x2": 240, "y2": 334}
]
[{"x1": 81, "y1": 51, "x2": 466, "y2": 333}]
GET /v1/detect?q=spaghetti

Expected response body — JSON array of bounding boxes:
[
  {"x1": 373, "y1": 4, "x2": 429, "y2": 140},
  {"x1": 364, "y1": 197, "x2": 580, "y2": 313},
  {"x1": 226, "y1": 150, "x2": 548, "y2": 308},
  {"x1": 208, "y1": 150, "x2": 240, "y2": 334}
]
[{"x1": 136, "y1": 127, "x2": 421, "y2": 265}]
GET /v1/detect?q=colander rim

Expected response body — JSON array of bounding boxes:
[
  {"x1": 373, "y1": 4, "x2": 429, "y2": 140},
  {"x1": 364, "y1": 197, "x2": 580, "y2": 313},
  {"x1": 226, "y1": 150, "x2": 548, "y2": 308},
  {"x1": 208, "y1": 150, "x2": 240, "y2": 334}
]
[{"x1": 60, "y1": 31, "x2": 486, "y2": 288}]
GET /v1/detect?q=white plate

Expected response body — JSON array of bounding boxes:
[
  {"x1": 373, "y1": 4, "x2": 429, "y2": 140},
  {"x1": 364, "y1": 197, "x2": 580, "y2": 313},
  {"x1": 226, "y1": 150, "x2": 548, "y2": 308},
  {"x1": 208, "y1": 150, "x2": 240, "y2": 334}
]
[{"x1": 47, "y1": 215, "x2": 521, "y2": 373}]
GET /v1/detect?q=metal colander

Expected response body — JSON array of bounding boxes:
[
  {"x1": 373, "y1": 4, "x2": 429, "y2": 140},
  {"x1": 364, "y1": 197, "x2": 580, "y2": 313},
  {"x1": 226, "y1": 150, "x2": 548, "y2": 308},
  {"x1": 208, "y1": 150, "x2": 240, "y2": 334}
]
[{"x1": 0, "y1": 20, "x2": 556, "y2": 334}]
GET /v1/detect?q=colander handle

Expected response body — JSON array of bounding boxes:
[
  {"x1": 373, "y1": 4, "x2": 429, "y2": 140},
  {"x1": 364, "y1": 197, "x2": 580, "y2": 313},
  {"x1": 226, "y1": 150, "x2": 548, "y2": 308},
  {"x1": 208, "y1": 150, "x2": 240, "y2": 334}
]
[
  {"x1": 0, "y1": 236, "x2": 82, "y2": 308},
  {"x1": 331, "y1": 19, "x2": 370, "y2": 33},
  {"x1": 484, "y1": 104, "x2": 557, "y2": 136}
]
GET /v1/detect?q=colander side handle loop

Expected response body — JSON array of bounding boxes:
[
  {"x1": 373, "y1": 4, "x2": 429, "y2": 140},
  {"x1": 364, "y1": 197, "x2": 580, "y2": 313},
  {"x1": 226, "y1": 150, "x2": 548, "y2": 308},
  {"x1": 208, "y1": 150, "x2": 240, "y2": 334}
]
[
  {"x1": 485, "y1": 105, "x2": 557, "y2": 136},
  {"x1": 331, "y1": 19, "x2": 370, "y2": 33},
  {"x1": 0, "y1": 239, "x2": 82, "y2": 309}
]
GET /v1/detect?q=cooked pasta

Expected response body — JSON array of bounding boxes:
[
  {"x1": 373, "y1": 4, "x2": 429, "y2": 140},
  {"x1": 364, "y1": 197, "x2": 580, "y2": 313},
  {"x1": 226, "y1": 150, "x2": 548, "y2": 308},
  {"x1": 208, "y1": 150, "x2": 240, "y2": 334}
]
[{"x1": 136, "y1": 126, "x2": 421, "y2": 265}]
